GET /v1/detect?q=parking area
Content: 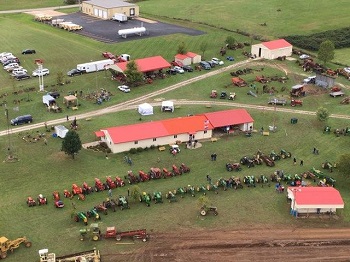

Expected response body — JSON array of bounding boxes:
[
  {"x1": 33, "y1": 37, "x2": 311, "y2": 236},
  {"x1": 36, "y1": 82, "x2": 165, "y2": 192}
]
[{"x1": 52, "y1": 13, "x2": 205, "y2": 43}]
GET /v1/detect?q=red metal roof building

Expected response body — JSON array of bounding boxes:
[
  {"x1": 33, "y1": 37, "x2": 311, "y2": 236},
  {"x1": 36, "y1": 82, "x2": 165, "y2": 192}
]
[
  {"x1": 95, "y1": 109, "x2": 254, "y2": 153},
  {"x1": 174, "y1": 51, "x2": 201, "y2": 66},
  {"x1": 251, "y1": 38, "x2": 292, "y2": 60},
  {"x1": 287, "y1": 187, "x2": 344, "y2": 217}
]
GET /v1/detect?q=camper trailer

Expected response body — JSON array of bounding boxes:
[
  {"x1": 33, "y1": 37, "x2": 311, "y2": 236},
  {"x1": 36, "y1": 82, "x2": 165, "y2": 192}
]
[
  {"x1": 112, "y1": 13, "x2": 128, "y2": 22},
  {"x1": 77, "y1": 59, "x2": 114, "y2": 73}
]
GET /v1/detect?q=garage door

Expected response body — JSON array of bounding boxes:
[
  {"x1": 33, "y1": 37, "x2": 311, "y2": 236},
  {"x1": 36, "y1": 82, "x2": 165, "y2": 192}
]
[
  {"x1": 93, "y1": 8, "x2": 98, "y2": 16},
  {"x1": 98, "y1": 9, "x2": 102, "y2": 18},
  {"x1": 103, "y1": 11, "x2": 107, "y2": 19}
]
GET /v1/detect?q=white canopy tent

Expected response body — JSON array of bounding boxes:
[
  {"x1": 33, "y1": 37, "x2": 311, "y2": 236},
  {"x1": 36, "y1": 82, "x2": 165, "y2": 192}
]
[
  {"x1": 161, "y1": 101, "x2": 174, "y2": 112},
  {"x1": 138, "y1": 103, "x2": 153, "y2": 116}
]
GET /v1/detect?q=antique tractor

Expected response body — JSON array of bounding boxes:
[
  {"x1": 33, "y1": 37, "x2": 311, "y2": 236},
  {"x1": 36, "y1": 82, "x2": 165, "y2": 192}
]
[
  {"x1": 291, "y1": 99, "x2": 303, "y2": 107},
  {"x1": 117, "y1": 195, "x2": 130, "y2": 210},
  {"x1": 94, "y1": 178, "x2": 106, "y2": 192},
  {"x1": 180, "y1": 163, "x2": 190, "y2": 173},
  {"x1": 196, "y1": 185, "x2": 207, "y2": 195},
  {"x1": 72, "y1": 184, "x2": 85, "y2": 200},
  {"x1": 86, "y1": 208, "x2": 100, "y2": 221},
  {"x1": 280, "y1": 149, "x2": 292, "y2": 159},
  {"x1": 172, "y1": 164, "x2": 182, "y2": 176},
  {"x1": 200, "y1": 205, "x2": 218, "y2": 216},
  {"x1": 257, "y1": 151, "x2": 275, "y2": 167},
  {"x1": 26, "y1": 196, "x2": 36, "y2": 207},
  {"x1": 106, "y1": 176, "x2": 117, "y2": 189},
  {"x1": 139, "y1": 192, "x2": 152, "y2": 207},
  {"x1": 186, "y1": 185, "x2": 196, "y2": 197},
  {"x1": 37, "y1": 194, "x2": 48, "y2": 205},
  {"x1": 63, "y1": 189, "x2": 72, "y2": 198},
  {"x1": 206, "y1": 183, "x2": 219, "y2": 194},
  {"x1": 257, "y1": 175, "x2": 269, "y2": 184},
  {"x1": 103, "y1": 198, "x2": 117, "y2": 212},
  {"x1": 243, "y1": 176, "x2": 256, "y2": 187},
  {"x1": 226, "y1": 162, "x2": 242, "y2": 171},
  {"x1": 210, "y1": 89, "x2": 217, "y2": 98},
  {"x1": 174, "y1": 187, "x2": 187, "y2": 198},
  {"x1": 240, "y1": 156, "x2": 255, "y2": 168},
  {"x1": 228, "y1": 92, "x2": 236, "y2": 100},
  {"x1": 152, "y1": 192, "x2": 163, "y2": 204},
  {"x1": 115, "y1": 176, "x2": 125, "y2": 187},
  {"x1": 124, "y1": 171, "x2": 139, "y2": 184},
  {"x1": 323, "y1": 126, "x2": 331, "y2": 134},
  {"x1": 269, "y1": 150, "x2": 281, "y2": 161},
  {"x1": 73, "y1": 212, "x2": 88, "y2": 225},
  {"x1": 322, "y1": 161, "x2": 335, "y2": 172},
  {"x1": 231, "y1": 176, "x2": 244, "y2": 189},
  {"x1": 82, "y1": 182, "x2": 93, "y2": 195},
  {"x1": 94, "y1": 203, "x2": 108, "y2": 215},
  {"x1": 162, "y1": 168, "x2": 173, "y2": 178},
  {"x1": 138, "y1": 170, "x2": 151, "y2": 182},
  {"x1": 149, "y1": 167, "x2": 162, "y2": 179},
  {"x1": 216, "y1": 178, "x2": 228, "y2": 191},
  {"x1": 0, "y1": 236, "x2": 32, "y2": 259},
  {"x1": 165, "y1": 191, "x2": 177, "y2": 203}
]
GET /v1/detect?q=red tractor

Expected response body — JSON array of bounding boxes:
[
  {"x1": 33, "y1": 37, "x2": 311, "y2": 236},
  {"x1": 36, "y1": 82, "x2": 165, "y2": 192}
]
[
  {"x1": 72, "y1": 184, "x2": 85, "y2": 200},
  {"x1": 115, "y1": 176, "x2": 125, "y2": 187},
  {"x1": 52, "y1": 191, "x2": 64, "y2": 208},
  {"x1": 331, "y1": 86, "x2": 341, "y2": 92},
  {"x1": 180, "y1": 163, "x2": 190, "y2": 173},
  {"x1": 106, "y1": 176, "x2": 117, "y2": 189},
  {"x1": 124, "y1": 171, "x2": 140, "y2": 184},
  {"x1": 138, "y1": 170, "x2": 151, "y2": 182},
  {"x1": 210, "y1": 90, "x2": 217, "y2": 98},
  {"x1": 172, "y1": 164, "x2": 182, "y2": 176},
  {"x1": 149, "y1": 167, "x2": 162, "y2": 179},
  {"x1": 290, "y1": 99, "x2": 303, "y2": 107},
  {"x1": 94, "y1": 178, "x2": 106, "y2": 192},
  {"x1": 37, "y1": 194, "x2": 48, "y2": 205},
  {"x1": 26, "y1": 196, "x2": 36, "y2": 207},
  {"x1": 82, "y1": 182, "x2": 93, "y2": 195},
  {"x1": 63, "y1": 189, "x2": 72, "y2": 198},
  {"x1": 162, "y1": 168, "x2": 173, "y2": 178}
]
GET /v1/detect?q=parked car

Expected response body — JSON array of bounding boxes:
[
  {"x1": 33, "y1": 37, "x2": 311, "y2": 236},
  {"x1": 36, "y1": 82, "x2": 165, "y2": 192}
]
[
  {"x1": 226, "y1": 56, "x2": 235, "y2": 61},
  {"x1": 2, "y1": 58, "x2": 20, "y2": 66},
  {"x1": 299, "y1": 54, "x2": 310, "y2": 59},
  {"x1": 303, "y1": 75, "x2": 316, "y2": 84},
  {"x1": 166, "y1": 68, "x2": 177, "y2": 75},
  {"x1": 32, "y1": 68, "x2": 49, "y2": 77},
  {"x1": 4, "y1": 63, "x2": 19, "y2": 70},
  {"x1": 0, "y1": 55, "x2": 16, "y2": 63},
  {"x1": 12, "y1": 68, "x2": 27, "y2": 75},
  {"x1": 171, "y1": 61, "x2": 183, "y2": 67},
  {"x1": 183, "y1": 65, "x2": 193, "y2": 72},
  {"x1": 7, "y1": 66, "x2": 23, "y2": 73},
  {"x1": 21, "y1": 49, "x2": 36, "y2": 55},
  {"x1": 173, "y1": 66, "x2": 184, "y2": 74},
  {"x1": 15, "y1": 74, "x2": 31, "y2": 81},
  {"x1": 10, "y1": 114, "x2": 33, "y2": 125},
  {"x1": 199, "y1": 61, "x2": 211, "y2": 70},
  {"x1": 118, "y1": 85, "x2": 130, "y2": 93},
  {"x1": 102, "y1": 52, "x2": 116, "y2": 60},
  {"x1": 67, "y1": 68, "x2": 83, "y2": 77},
  {"x1": 206, "y1": 61, "x2": 216, "y2": 68},
  {"x1": 211, "y1": 58, "x2": 224, "y2": 65}
]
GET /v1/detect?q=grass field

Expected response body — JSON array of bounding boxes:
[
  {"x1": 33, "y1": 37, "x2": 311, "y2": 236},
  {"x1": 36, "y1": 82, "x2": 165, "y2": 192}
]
[{"x1": 0, "y1": 2, "x2": 350, "y2": 261}]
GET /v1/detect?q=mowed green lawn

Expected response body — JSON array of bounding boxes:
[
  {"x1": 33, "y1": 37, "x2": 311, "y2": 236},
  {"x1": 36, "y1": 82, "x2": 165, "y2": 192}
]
[{"x1": 0, "y1": 0, "x2": 66, "y2": 11}]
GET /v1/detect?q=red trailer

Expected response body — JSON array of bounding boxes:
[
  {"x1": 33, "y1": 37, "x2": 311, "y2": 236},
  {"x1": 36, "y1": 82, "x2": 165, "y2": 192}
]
[{"x1": 104, "y1": 227, "x2": 149, "y2": 242}]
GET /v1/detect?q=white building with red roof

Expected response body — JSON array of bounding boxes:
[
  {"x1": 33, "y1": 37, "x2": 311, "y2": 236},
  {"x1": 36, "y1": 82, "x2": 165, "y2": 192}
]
[
  {"x1": 251, "y1": 39, "x2": 292, "y2": 60},
  {"x1": 95, "y1": 109, "x2": 254, "y2": 153},
  {"x1": 174, "y1": 52, "x2": 201, "y2": 66},
  {"x1": 287, "y1": 187, "x2": 344, "y2": 217}
]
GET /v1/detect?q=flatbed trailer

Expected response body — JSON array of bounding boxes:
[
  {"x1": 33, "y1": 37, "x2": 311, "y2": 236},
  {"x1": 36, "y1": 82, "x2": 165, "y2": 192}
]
[
  {"x1": 104, "y1": 227, "x2": 149, "y2": 242},
  {"x1": 39, "y1": 248, "x2": 101, "y2": 262}
]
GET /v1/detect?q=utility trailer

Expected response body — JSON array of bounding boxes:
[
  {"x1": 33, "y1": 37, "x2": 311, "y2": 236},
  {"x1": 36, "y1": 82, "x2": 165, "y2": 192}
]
[{"x1": 104, "y1": 226, "x2": 149, "y2": 242}]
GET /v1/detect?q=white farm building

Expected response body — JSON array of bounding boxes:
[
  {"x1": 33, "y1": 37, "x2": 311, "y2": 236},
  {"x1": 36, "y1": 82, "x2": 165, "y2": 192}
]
[{"x1": 251, "y1": 39, "x2": 292, "y2": 60}]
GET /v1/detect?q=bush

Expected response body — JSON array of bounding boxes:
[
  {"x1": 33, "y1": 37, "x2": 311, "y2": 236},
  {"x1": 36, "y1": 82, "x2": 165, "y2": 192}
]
[
  {"x1": 129, "y1": 148, "x2": 137, "y2": 154},
  {"x1": 136, "y1": 147, "x2": 143, "y2": 152}
]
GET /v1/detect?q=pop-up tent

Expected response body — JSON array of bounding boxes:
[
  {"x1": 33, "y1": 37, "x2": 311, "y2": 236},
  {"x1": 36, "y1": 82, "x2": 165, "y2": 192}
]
[
  {"x1": 138, "y1": 103, "x2": 153, "y2": 116},
  {"x1": 161, "y1": 101, "x2": 174, "y2": 112}
]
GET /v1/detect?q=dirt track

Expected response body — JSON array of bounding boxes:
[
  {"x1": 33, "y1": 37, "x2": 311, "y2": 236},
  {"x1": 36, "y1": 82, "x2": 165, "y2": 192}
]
[{"x1": 103, "y1": 228, "x2": 350, "y2": 261}]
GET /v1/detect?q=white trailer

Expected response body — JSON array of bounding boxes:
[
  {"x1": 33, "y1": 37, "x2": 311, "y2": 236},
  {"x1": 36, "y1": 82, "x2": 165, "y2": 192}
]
[
  {"x1": 118, "y1": 27, "x2": 146, "y2": 38},
  {"x1": 54, "y1": 125, "x2": 69, "y2": 138},
  {"x1": 112, "y1": 13, "x2": 128, "y2": 22},
  {"x1": 77, "y1": 59, "x2": 114, "y2": 73},
  {"x1": 42, "y1": 95, "x2": 56, "y2": 107}
]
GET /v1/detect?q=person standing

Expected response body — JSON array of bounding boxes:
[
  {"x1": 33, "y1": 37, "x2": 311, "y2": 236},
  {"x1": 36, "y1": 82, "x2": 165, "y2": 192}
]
[
  {"x1": 300, "y1": 160, "x2": 304, "y2": 166},
  {"x1": 293, "y1": 157, "x2": 296, "y2": 165},
  {"x1": 108, "y1": 189, "x2": 112, "y2": 198},
  {"x1": 66, "y1": 115, "x2": 69, "y2": 121}
]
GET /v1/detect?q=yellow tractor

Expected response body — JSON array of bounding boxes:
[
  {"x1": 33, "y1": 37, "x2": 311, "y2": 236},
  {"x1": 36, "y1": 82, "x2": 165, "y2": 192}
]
[{"x1": 0, "y1": 236, "x2": 32, "y2": 259}]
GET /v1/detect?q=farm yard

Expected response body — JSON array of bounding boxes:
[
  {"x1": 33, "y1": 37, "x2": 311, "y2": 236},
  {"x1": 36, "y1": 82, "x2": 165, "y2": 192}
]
[{"x1": 0, "y1": 0, "x2": 350, "y2": 261}]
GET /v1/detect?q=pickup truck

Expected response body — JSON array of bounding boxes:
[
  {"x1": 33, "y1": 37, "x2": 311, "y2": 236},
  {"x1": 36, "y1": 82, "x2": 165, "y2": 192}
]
[{"x1": 268, "y1": 98, "x2": 287, "y2": 106}]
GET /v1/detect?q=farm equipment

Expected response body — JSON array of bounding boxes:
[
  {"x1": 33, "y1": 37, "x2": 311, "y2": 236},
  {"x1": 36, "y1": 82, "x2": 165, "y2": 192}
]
[
  {"x1": 94, "y1": 178, "x2": 106, "y2": 191},
  {"x1": 94, "y1": 203, "x2": 108, "y2": 215},
  {"x1": 152, "y1": 192, "x2": 163, "y2": 203},
  {"x1": 86, "y1": 208, "x2": 101, "y2": 221},
  {"x1": 269, "y1": 150, "x2": 281, "y2": 161},
  {"x1": 341, "y1": 96, "x2": 350, "y2": 104},
  {"x1": 104, "y1": 226, "x2": 149, "y2": 242},
  {"x1": 268, "y1": 98, "x2": 287, "y2": 106},
  {"x1": 228, "y1": 92, "x2": 236, "y2": 100},
  {"x1": 82, "y1": 182, "x2": 93, "y2": 195},
  {"x1": 172, "y1": 164, "x2": 182, "y2": 176},
  {"x1": 103, "y1": 198, "x2": 117, "y2": 212},
  {"x1": 231, "y1": 176, "x2": 244, "y2": 189},
  {"x1": 180, "y1": 163, "x2": 190, "y2": 173},
  {"x1": 232, "y1": 77, "x2": 247, "y2": 87},
  {"x1": 63, "y1": 189, "x2": 72, "y2": 198},
  {"x1": 196, "y1": 185, "x2": 207, "y2": 195},
  {"x1": 240, "y1": 156, "x2": 255, "y2": 168},
  {"x1": 138, "y1": 170, "x2": 151, "y2": 182},
  {"x1": 186, "y1": 185, "x2": 196, "y2": 197},
  {"x1": 216, "y1": 178, "x2": 228, "y2": 191},
  {"x1": 149, "y1": 167, "x2": 162, "y2": 179},
  {"x1": 37, "y1": 194, "x2": 48, "y2": 205},
  {"x1": 115, "y1": 176, "x2": 125, "y2": 187},
  {"x1": 162, "y1": 168, "x2": 173, "y2": 178},
  {"x1": 72, "y1": 184, "x2": 85, "y2": 200},
  {"x1": 39, "y1": 248, "x2": 101, "y2": 262},
  {"x1": 80, "y1": 223, "x2": 102, "y2": 241},
  {"x1": 73, "y1": 212, "x2": 88, "y2": 225},
  {"x1": 0, "y1": 236, "x2": 32, "y2": 259},
  {"x1": 139, "y1": 192, "x2": 152, "y2": 207},
  {"x1": 291, "y1": 99, "x2": 303, "y2": 107},
  {"x1": 290, "y1": 85, "x2": 305, "y2": 97},
  {"x1": 257, "y1": 175, "x2": 269, "y2": 184},
  {"x1": 206, "y1": 183, "x2": 219, "y2": 194},
  {"x1": 323, "y1": 126, "x2": 331, "y2": 134},
  {"x1": 26, "y1": 196, "x2": 36, "y2": 207},
  {"x1": 322, "y1": 161, "x2": 335, "y2": 172},
  {"x1": 210, "y1": 90, "x2": 217, "y2": 98},
  {"x1": 226, "y1": 162, "x2": 242, "y2": 171},
  {"x1": 280, "y1": 149, "x2": 292, "y2": 159},
  {"x1": 200, "y1": 205, "x2": 218, "y2": 216},
  {"x1": 52, "y1": 191, "x2": 64, "y2": 208},
  {"x1": 220, "y1": 91, "x2": 227, "y2": 99},
  {"x1": 174, "y1": 187, "x2": 186, "y2": 198},
  {"x1": 106, "y1": 176, "x2": 117, "y2": 189},
  {"x1": 165, "y1": 191, "x2": 177, "y2": 202},
  {"x1": 255, "y1": 75, "x2": 269, "y2": 83},
  {"x1": 310, "y1": 167, "x2": 326, "y2": 179},
  {"x1": 257, "y1": 150, "x2": 275, "y2": 167},
  {"x1": 117, "y1": 195, "x2": 130, "y2": 210},
  {"x1": 243, "y1": 176, "x2": 256, "y2": 187},
  {"x1": 124, "y1": 171, "x2": 140, "y2": 184}
]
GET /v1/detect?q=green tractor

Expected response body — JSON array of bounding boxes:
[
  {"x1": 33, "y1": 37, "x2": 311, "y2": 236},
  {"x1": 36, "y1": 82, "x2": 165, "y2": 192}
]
[
  {"x1": 216, "y1": 178, "x2": 227, "y2": 191},
  {"x1": 86, "y1": 208, "x2": 101, "y2": 221},
  {"x1": 311, "y1": 167, "x2": 325, "y2": 179},
  {"x1": 200, "y1": 205, "x2": 218, "y2": 216},
  {"x1": 152, "y1": 192, "x2": 163, "y2": 204},
  {"x1": 186, "y1": 185, "x2": 195, "y2": 197},
  {"x1": 139, "y1": 192, "x2": 152, "y2": 207},
  {"x1": 73, "y1": 212, "x2": 88, "y2": 225},
  {"x1": 269, "y1": 150, "x2": 281, "y2": 161},
  {"x1": 280, "y1": 149, "x2": 292, "y2": 159},
  {"x1": 196, "y1": 185, "x2": 207, "y2": 195},
  {"x1": 79, "y1": 223, "x2": 101, "y2": 241},
  {"x1": 117, "y1": 195, "x2": 130, "y2": 210},
  {"x1": 174, "y1": 187, "x2": 187, "y2": 198},
  {"x1": 165, "y1": 191, "x2": 177, "y2": 203},
  {"x1": 206, "y1": 183, "x2": 219, "y2": 194}
]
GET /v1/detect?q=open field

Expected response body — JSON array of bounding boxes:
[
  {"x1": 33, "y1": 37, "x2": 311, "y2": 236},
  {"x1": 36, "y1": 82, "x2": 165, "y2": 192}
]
[{"x1": 0, "y1": 2, "x2": 350, "y2": 261}]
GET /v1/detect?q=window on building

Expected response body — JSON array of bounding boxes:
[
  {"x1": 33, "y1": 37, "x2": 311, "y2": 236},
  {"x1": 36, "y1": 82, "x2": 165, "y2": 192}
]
[
  {"x1": 153, "y1": 138, "x2": 156, "y2": 141},
  {"x1": 204, "y1": 130, "x2": 207, "y2": 134},
  {"x1": 174, "y1": 135, "x2": 177, "y2": 138},
  {"x1": 134, "y1": 141, "x2": 138, "y2": 145}
]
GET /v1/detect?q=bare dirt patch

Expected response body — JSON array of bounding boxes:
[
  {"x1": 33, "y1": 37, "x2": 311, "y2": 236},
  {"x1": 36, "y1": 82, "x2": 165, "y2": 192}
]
[
  {"x1": 304, "y1": 84, "x2": 328, "y2": 96},
  {"x1": 25, "y1": 10, "x2": 68, "y2": 17},
  {"x1": 136, "y1": 17, "x2": 158, "y2": 24}
]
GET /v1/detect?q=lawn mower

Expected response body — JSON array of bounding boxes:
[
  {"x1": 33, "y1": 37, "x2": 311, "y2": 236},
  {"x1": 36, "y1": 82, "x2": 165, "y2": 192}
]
[
  {"x1": 200, "y1": 205, "x2": 218, "y2": 216},
  {"x1": 180, "y1": 163, "x2": 190, "y2": 173},
  {"x1": 165, "y1": 191, "x2": 177, "y2": 203},
  {"x1": 26, "y1": 196, "x2": 36, "y2": 207},
  {"x1": 139, "y1": 192, "x2": 152, "y2": 207},
  {"x1": 37, "y1": 194, "x2": 48, "y2": 205},
  {"x1": 152, "y1": 192, "x2": 163, "y2": 204},
  {"x1": 117, "y1": 195, "x2": 130, "y2": 210}
]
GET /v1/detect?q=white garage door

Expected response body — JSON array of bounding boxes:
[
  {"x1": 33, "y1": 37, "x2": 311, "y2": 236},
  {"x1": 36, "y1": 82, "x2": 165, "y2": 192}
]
[
  {"x1": 93, "y1": 8, "x2": 98, "y2": 16},
  {"x1": 103, "y1": 11, "x2": 107, "y2": 19},
  {"x1": 98, "y1": 9, "x2": 102, "y2": 17}
]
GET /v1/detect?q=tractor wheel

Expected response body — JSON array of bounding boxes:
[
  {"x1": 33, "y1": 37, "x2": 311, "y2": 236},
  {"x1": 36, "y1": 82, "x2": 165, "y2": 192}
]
[
  {"x1": 116, "y1": 235, "x2": 122, "y2": 241},
  {"x1": 214, "y1": 212, "x2": 218, "y2": 216},
  {"x1": 200, "y1": 210, "x2": 207, "y2": 216},
  {"x1": 1, "y1": 252, "x2": 7, "y2": 259},
  {"x1": 92, "y1": 235, "x2": 100, "y2": 241},
  {"x1": 288, "y1": 153, "x2": 292, "y2": 158},
  {"x1": 281, "y1": 154, "x2": 286, "y2": 159},
  {"x1": 25, "y1": 241, "x2": 32, "y2": 248}
]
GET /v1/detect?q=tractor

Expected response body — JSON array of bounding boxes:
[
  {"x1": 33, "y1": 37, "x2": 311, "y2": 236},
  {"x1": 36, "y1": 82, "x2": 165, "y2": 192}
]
[
  {"x1": 37, "y1": 194, "x2": 48, "y2": 205},
  {"x1": 185, "y1": 185, "x2": 196, "y2": 197},
  {"x1": 124, "y1": 171, "x2": 139, "y2": 184},
  {"x1": 240, "y1": 156, "x2": 255, "y2": 168},
  {"x1": 257, "y1": 151, "x2": 275, "y2": 167},
  {"x1": 174, "y1": 187, "x2": 187, "y2": 198},
  {"x1": 231, "y1": 176, "x2": 244, "y2": 189},
  {"x1": 257, "y1": 175, "x2": 269, "y2": 185},
  {"x1": 80, "y1": 223, "x2": 102, "y2": 241},
  {"x1": 196, "y1": 185, "x2": 207, "y2": 195},
  {"x1": 216, "y1": 178, "x2": 228, "y2": 191},
  {"x1": 86, "y1": 208, "x2": 101, "y2": 221},
  {"x1": 291, "y1": 99, "x2": 303, "y2": 107},
  {"x1": 0, "y1": 236, "x2": 32, "y2": 259},
  {"x1": 243, "y1": 176, "x2": 256, "y2": 187},
  {"x1": 106, "y1": 176, "x2": 117, "y2": 189},
  {"x1": 94, "y1": 178, "x2": 106, "y2": 191},
  {"x1": 138, "y1": 170, "x2": 151, "y2": 182},
  {"x1": 228, "y1": 92, "x2": 236, "y2": 100},
  {"x1": 322, "y1": 161, "x2": 335, "y2": 172},
  {"x1": 117, "y1": 195, "x2": 130, "y2": 210},
  {"x1": 162, "y1": 168, "x2": 173, "y2": 178},
  {"x1": 323, "y1": 126, "x2": 331, "y2": 134},
  {"x1": 280, "y1": 149, "x2": 292, "y2": 159},
  {"x1": 103, "y1": 198, "x2": 117, "y2": 212},
  {"x1": 149, "y1": 167, "x2": 162, "y2": 179},
  {"x1": 73, "y1": 212, "x2": 88, "y2": 225},
  {"x1": 94, "y1": 203, "x2": 108, "y2": 215},
  {"x1": 52, "y1": 191, "x2": 64, "y2": 208},
  {"x1": 200, "y1": 205, "x2": 218, "y2": 216},
  {"x1": 26, "y1": 196, "x2": 36, "y2": 207},
  {"x1": 226, "y1": 163, "x2": 242, "y2": 171},
  {"x1": 152, "y1": 192, "x2": 163, "y2": 204},
  {"x1": 172, "y1": 164, "x2": 182, "y2": 176},
  {"x1": 82, "y1": 182, "x2": 93, "y2": 195},
  {"x1": 72, "y1": 184, "x2": 85, "y2": 200},
  {"x1": 210, "y1": 89, "x2": 217, "y2": 98},
  {"x1": 139, "y1": 192, "x2": 152, "y2": 207},
  {"x1": 220, "y1": 91, "x2": 227, "y2": 99},
  {"x1": 180, "y1": 163, "x2": 190, "y2": 173},
  {"x1": 63, "y1": 189, "x2": 72, "y2": 198},
  {"x1": 206, "y1": 183, "x2": 219, "y2": 194},
  {"x1": 165, "y1": 191, "x2": 177, "y2": 203},
  {"x1": 115, "y1": 176, "x2": 125, "y2": 187},
  {"x1": 269, "y1": 150, "x2": 281, "y2": 161}
]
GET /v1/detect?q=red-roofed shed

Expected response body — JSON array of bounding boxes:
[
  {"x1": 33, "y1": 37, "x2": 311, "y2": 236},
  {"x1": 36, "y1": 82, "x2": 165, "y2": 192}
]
[
  {"x1": 287, "y1": 187, "x2": 344, "y2": 217},
  {"x1": 174, "y1": 52, "x2": 201, "y2": 66},
  {"x1": 251, "y1": 39, "x2": 292, "y2": 60},
  {"x1": 107, "y1": 56, "x2": 171, "y2": 73}
]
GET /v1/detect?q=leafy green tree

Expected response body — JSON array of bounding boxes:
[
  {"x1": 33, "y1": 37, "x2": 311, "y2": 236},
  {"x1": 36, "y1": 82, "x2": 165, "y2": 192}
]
[
  {"x1": 337, "y1": 154, "x2": 350, "y2": 176},
  {"x1": 177, "y1": 42, "x2": 187, "y2": 55},
  {"x1": 225, "y1": 36, "x2": 236, "y2": 49},
  {"x1": 124, "y1": 60, "x2": 143, "y2": 87},
  {"x1": 200, "y1": 42, "x2": 208, "y2": 58},
  {"x1": 130, "y1": 185, "x2": 141, "y2": 202},
  {"x1": 61, "y1": 130, "x2": 82, "y2": 159},
  {"x1": 318, "y1": 40, "x2": 335, "y2": 65},
  {"x1": 316, "y1": 107, "x2": 329, "y2": 122},
  {"x1": 56, "y1": 71, "x2": 64, "y2": 86}
]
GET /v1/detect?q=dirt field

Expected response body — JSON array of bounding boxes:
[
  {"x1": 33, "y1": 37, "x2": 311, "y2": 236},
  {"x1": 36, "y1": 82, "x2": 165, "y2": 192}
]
[{"x1": 102, "y1": 227, "x2": 350, "y2": 261}]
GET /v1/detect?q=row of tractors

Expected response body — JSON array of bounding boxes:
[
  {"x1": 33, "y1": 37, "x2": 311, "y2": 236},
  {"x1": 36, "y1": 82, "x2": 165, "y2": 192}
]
[
  {"x1": 237, "y1": 149, "x2": 292, "y2": 169},
  {"x1": 323, "y1": 126, "x2": 350, "y2": 136}
]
